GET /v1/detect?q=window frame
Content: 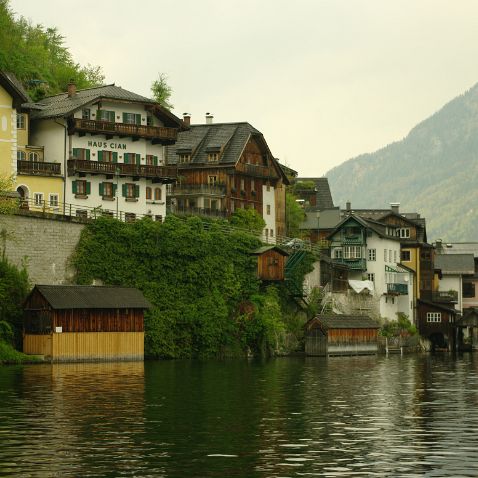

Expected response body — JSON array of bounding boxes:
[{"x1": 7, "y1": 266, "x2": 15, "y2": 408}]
[
  {"x1": 368, "y1": 248, "x2": 376, "y2": 261},
  {"x1": 33, "y1": 192, "x2": 44, "y2": 207},
  {"x1": 16, "y1": 113, "x2": 26, "y2": 129},
  {"x1": 49, "y1": 193, "x2": 59, "y2": 207},
  {"x1": 426, "y1": 312, "x2": 442, "y2": 323}
]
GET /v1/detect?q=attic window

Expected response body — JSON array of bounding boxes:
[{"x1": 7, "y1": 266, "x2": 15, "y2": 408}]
[
  {"x1": 208, "y1": 152, "x2": 219, "y2": 162},
  {"x1": 179, "y1": 154, "x2": 191, "y2": 163}
]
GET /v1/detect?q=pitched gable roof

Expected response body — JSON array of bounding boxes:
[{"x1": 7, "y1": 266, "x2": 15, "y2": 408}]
[
  {"x1": 0, "y1": 71, "x2": 30, "y2": 107},
  {"x1": 306, "y1": 315, "x2": 380, "y2": 331},
  {"x1": 29, "y1": 84, "x2": 182, "y2": 127},
  {"x1": 295, "y1": 177, "x2": 335, "y2": 209},
  {"x1": 29, "y1": 285, "x2": 152, "y2": 309}
]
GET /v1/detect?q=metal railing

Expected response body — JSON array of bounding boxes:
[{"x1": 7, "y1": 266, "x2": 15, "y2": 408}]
[
  {"x1": 432, "y1": 290, "x2": 458, "y2": 302},
  {"x1": 386, "y1": 283, "x2": 408, "y2": 295}
]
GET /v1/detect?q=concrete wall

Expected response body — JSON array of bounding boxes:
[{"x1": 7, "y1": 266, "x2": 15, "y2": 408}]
[{"x1": 0, "y1": 213, "x2": 85, "y2": 285}]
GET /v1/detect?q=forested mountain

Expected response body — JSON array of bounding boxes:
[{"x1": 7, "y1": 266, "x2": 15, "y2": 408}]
[
  {"x1": 327, "y1": 84, "x2": 478, "y2": 242},
  {"x1": 0, "y1": 0, "x2": 103, "y2": 100}
]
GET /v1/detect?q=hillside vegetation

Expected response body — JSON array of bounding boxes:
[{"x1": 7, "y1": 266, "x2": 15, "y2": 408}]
[{"x1": 327, "y1": 83, "x2": 478, "y2": 241}]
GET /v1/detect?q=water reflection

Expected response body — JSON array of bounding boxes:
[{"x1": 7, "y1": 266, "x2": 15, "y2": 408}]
[{"x1": 1, "y1": 355, "x2": 478, "y2": 476}]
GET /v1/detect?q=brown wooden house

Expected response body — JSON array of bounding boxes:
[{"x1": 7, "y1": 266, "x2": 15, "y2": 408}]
[
  {"x1": 251, "y1": 246, "x2": 289, "y2": 281},
  {"x1": 305, "y1": 315, "x2": 380, "y2": 356},
  {"x1": 417, "y1": 299, "x2": 456, "y2": 350},
  {"x1": 165, "y1": 120, "x2": 289, "y2": 238},
  {"x1": 23, "y1": 285, "x2": 151, "y2": 362}
]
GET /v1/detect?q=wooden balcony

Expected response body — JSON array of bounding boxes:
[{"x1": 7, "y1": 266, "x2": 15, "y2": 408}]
[
  {"x1": 432, "y1": 290, "x2": 458, "y2": 303},
  {"x1": 68, "y1": 118, "x2": 178, "y2": 144},
  {"x1": 170, "y1": 184, "x2": 226, "y2": 197},
  {"x1": 234, "y1": 162, "x2": 277, "y2": 178},
  {"x1": 67, "y1": 159, "x2": 177, "y2": 183},
  {"x1": 17, "y1": 160, "x2": 61, "y2": 176}
]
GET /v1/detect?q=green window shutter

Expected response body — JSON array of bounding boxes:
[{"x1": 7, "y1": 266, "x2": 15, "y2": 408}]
[
  {"x1": 136, "y1": 154, "x2": 141, "y2": 165},
  {"x1": 99, "y1": 182, "x2": 104, "y2": 196},
  {"x1": 86, "y1": 149, "x2": 90, "y2": 160},
  {"x1": 72, "y1": 180, "x2": 77, "y2": 194},
  {"x1": 98, "y1": 150, "x2": 103, "y2": 162},
  {"x1": 135, "y1": 185, "x2": 140, "y2": 198},
  {"x1": 122, "y1": 184, "x2": 127, "y2": 197},
  {"x1": 72, "y1": 148, "x2": 79, "y2": 159},
  {"x1": 86, "y1": 182, "x2": 91, "y2": 195},
  {"x1": 153, "y1": 156, "x2": 158, "y2": 166},
  {"x1": 124, "y1": 154, "x2": 129, "y2": 164},
  {"x1": 96, "y1": 110, "x2": 102, "y2": 120},
  {"x1": 108, "y1": 111, "x2": 115, "y2": 122},
  {"x1": 113, "y1": 152, "x2": 118, "y2": 163},
  {"x1": 122, "y1": 112, "x2": 127, "y2": 123},
  {"x1": 113, "y1": 184, "x2": 117, "y2": 196},
  {"x1": 136, "y1": 114, "x2": 141, "y2": 125}
]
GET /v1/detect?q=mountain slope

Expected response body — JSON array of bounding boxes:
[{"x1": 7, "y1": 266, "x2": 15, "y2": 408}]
[{"x1": 326, "y1": 84, "x2": 478, "y2": 241}]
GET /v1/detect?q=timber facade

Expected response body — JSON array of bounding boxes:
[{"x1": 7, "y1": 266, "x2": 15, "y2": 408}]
[{"x1": 23, "y1": 285, "x2": 151, "y2": 362}]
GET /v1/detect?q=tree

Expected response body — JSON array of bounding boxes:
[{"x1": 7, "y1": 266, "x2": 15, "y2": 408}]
[
  {"x1": 229, "y1": 208, "x2": 266, "y2": 235},
  {"x1": 151, "y1": 73, "x2": 173, "y2": 110},
  {"x1": 285, "y1": 192, "x2": 305, "y2": 237},
  {"x1": 0, "y1": 175, "x2": 18, "y2": 214}
]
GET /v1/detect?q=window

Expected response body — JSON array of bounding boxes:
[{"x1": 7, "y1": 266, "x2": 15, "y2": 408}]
[
  {"x1": 99, "y1": 182, "x2": 115, "y2": 198},
  {"x1": 266, "y1": 183, "x2": 271, "y2": 192},
  {"x1": 155, "y1": 215, "x2": 163, "y2": 222},
  {"x1": 270, "y1": 229, "x2": 274, "y2": 237},
  {"x1": 384, "y1": 249, "x2": 388, "y2": 262},
  {"x1": 389, "y1": 250, "x2": 392, "y2": 263},
  {"x1": 122, "y1": 112, "x2": 141, "y2": 125},
  {"x1": 367, "y1": 273, "x2": 375, "y2": 282},
  {"x1": 146, "y1": 186, "x2": 152, "y2": 200},
  {"x1": 344, "y1": 246, "x2": 361, "y2": 259},
  {"x1": 251, "y1": 179, "x2": 255, "y2": 191},
  {"x1": 122, "y1": 183, "x2": 139, "y2": 199},
  {"x1": 266, "y1": 204, "x2": 271, "y2": 215},
  {"x1": 49, "y1": 194, "x2": 59, "y2": 207},
  {"x1": 368, "y1": 249, "x2": 376, "y2": 261},
  {"x1": 208, "y1": 152, "x2": 219, "y2": 162},
  {"x1": 72, "y1": 148, "x2": 91, "y2": 160},
  {"x1": 72, "y1": 180, "x2": 90, "y2": 197},
  {"x1": 125, "y1": 213, "x2": 136, "y2": 223},
  {"x1": 333, "y1": 248, "x2": 343, "y2": 259},
  {"x1": 154, "y1": 187, "x2": 161, "y2": 201},
  {"x1": 28, "y1": 151, "x2": 39, "y2": 161},
  {"x1": 34, "y1": 192, "x2": 44, "y2": 207},
  {"x1": 146, "y1": 155, "x2": 159, "y2": 166},
  {"x1": 146, "y1": 115, "x2": 153, "y2": 126},
  {"x1": 427, "y1": 312, "x2": 442, "y2": 323},
  {"x1": 96, "y1": 110, "x2": 115, "y2": 122},
  {"x1": 16, "y1": 114, "x2": 26, "y2": 129},
  {"x1": 124, "y1": 153, "x2": 140, "y2": 165},
  {"x1": 240, "y1": 179, "x2": 245, "y2": 191},
  {"x1": 463, "y1": 282, "x2": 476, "y2": 298},
  {"x1": 398, "y1": 228, "x2": 411, "y2": 238},
  {"x1": 17, "y1": 150, "x2": 26, "y2": 161},
  {"x1": 208, "y1": 175, "x2": 218, "y2": 186},
  {"x1": 394, "y1": 250, "x2": 397, "y2": 263},
  {"x1": 401, "y1": 250, "x2": 411, "y2": 262},
  {"x1": 82, "y1": 109, "x2": 90, "y2": 120},
  {"x1": 179, "y1": 154, "x2": 191, "y2": 163}
]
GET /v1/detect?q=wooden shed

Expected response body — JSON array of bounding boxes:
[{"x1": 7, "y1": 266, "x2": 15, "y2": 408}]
[
  {"x1": 251, "y1": 246, "x2": 289, "y2": 281},
  {"x1": 23, "y1": 285, "x2": 151, "y2": 362},
  {"x1": 305, "y1": 315, "x2": 380, "y2": 356}
]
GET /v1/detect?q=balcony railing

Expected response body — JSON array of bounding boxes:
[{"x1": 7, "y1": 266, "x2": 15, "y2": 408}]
[
  {"x1": 17, "y1": 160, "x2": 61, "y2": 176},
  {"x1": 432, "y1": 290, "x2": 458, "y2": 303},
  {"x1": 234, "y1": 162, "x2": 277, "y2": 178},
  {"x1": 170, "y1": 184, "x2": 226, "y2": 196},
  {"x1": 68, "y1": 159, "x2": 177, "y2": 182},
  {"x1": 168, "y1": 206, "x2": 229, "y2": 218},
  {"x1": 387, "y1": 283, "x2": 408, "y2": 295},
  {"x1": 332, "y1": 257, "x2": 367, "y2": 271},
  {"x1": 69, "y1": 118, "x2": 178, "y2": 143}
]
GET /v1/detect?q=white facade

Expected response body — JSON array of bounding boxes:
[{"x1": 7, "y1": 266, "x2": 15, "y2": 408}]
[
  {"x1": 438, "y1": 275, "x2": 463, "y2": 312},
  {"x1": 262, "y1": 184, "x2": 276, "y2": 242},
  {"x1": 30, "y1": 100, "x2": 172, "y2": 221}
]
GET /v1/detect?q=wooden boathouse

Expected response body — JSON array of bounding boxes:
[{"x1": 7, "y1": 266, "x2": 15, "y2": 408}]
[
  {"x1": 305, "y1": 315, "x2": 380, "y2": 356},
  {"x1": 23, "y1": 285, "x2": 151, "y2": 362},
  {"x1": 251, "y1": 246, "x2": 289, "y2": 281}
]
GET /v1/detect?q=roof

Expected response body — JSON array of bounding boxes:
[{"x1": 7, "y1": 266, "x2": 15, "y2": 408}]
[
  {"x1": 295, "y1": 177, "x2": 335, "y2": 209},
  {"x1": 307, "y1": 315, "x2": 380, "y2": 331},
  {"x1": 251, "y1": 246, "x2": 289, "y2": 256},
  {"x1": 0, "y1": 71, "x2": 30, "y2": 107},
  {"x1": 436, "y1": 242, "x2": 478, "y2": 257},
  {"x1": 29, "y1": 84, "x2": 182, "y2": 127},
  {"x1": 417, "y1": 299, "x2": 457, "y2": 314},
  {"x1": 457, "y1": 308, "x2": 478, "y2": 327},
  {"x1": 29, "y1": 285, "x2": 152, "y2": 309},
  {"x1": 434, "y1": 254, "x2": 475, "y2": 275}
]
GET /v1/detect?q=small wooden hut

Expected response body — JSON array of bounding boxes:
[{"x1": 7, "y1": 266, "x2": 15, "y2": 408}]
[
  {"x1": 23, "y1": 285, "x2": 151, "y2": 362},
  {"x1": 251, "y1": 246, "x2": 289, "y2": 281},
  {"x1": 305, "y1": 315, "x2": 380, "y2": 356}
]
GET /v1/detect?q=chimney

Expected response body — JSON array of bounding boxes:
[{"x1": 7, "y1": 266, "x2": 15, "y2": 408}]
[
  {"x1": 67, "y1": 79, "x2": 77, "y2": 98},
  {"x1": 346, "y1": 201, "x2": 351, "y2": 212},
  {"x1": 390, "y1": 202, "x2": 400, "y2": 214},
  {"x1": 183, "y1": 113, "x2": 191, "y2": 127},
  {"x1": 205, "y1": 112, "x2": 213, "y2": 124}
]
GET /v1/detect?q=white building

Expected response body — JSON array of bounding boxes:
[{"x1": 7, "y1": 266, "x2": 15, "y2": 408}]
[{"x1": 29, "y1": 82, "x2": 183, "y2": 221}]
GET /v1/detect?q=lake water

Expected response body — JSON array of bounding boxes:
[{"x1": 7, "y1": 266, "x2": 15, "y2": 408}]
[{"x1": 1, "y1": 354, "x2": 478, "y2": 477}]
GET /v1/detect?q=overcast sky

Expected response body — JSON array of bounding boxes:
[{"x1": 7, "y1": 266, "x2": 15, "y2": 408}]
[{"x1": 9, "y1": 0, "x2": 478, "y2": 176}]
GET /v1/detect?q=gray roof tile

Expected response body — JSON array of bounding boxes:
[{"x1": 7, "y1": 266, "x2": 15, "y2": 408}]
[
  {"x1": 434, "y1": 254, "x2": 475, "y2": 275},
  {"x1": 307, "y1": 315, "x2": 380, "y2": 330}
]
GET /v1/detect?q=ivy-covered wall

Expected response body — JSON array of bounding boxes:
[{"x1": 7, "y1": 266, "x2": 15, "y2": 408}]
[{"x1": 73, "y1": 216, "x2": 313, "y2": 359}]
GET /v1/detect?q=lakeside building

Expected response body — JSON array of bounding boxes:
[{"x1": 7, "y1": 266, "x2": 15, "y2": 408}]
[{"x1": 165, "y1": 115, "x2": 289, "y2": 240}]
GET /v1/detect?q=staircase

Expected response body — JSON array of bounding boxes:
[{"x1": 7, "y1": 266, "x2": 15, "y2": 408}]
[{"x1": 284, "y1": 251, "x2": 309, "y2": 307}]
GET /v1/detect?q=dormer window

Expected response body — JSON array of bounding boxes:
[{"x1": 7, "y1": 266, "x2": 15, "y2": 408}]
[
  {"x1": 208, "y1": 152, "x2": 219, "y2": 162},
  {"x1": 398, "y1": 228, "x2": 410, "y2": 238},
  {"x1": 179, "y1": 154, "x2": 191, "y2": 163}
]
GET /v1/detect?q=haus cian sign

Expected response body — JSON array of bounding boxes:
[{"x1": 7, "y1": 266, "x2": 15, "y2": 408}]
[{"x1": 87, "y1": 140, "x2": 127, "y2": 150}]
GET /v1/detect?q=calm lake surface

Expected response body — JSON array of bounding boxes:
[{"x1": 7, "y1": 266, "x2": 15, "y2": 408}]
[{"x1": 1, "y1": 354, "x2": 478, "y2": 477}]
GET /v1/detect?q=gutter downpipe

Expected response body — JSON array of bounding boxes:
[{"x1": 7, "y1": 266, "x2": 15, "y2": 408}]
[{"x1": 54, "y1": 118, "x2": 68, "y2": 216}]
